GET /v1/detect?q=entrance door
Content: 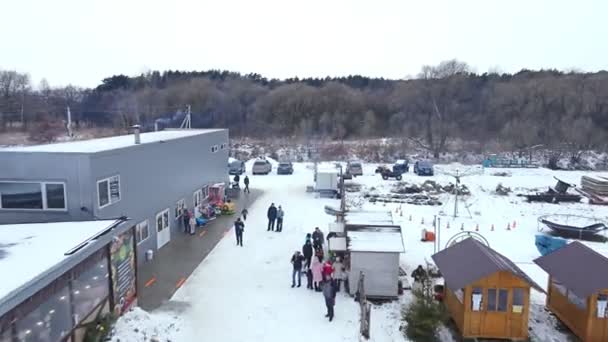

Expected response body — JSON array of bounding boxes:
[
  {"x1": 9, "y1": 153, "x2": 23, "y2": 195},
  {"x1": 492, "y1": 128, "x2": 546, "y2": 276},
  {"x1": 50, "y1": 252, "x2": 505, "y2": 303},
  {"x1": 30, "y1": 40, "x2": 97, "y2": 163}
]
[{"x1": 156, "y1": 209, "x2": 171, "y2": 248}]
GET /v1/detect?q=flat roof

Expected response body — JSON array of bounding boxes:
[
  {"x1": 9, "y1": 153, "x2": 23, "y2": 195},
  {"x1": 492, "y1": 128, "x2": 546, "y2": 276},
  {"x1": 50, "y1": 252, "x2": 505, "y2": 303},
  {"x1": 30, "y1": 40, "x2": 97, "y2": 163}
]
[
  {"x1": 345, "y1": 210, "x2": 394, "y2": 226},
  {"x1": 347, "y1": 225, "x2": 404, "y2": 253},
  {"x1": 0, "y1": 220, "x2": 120, "y2": 303},
  {"x1": 1, "y1": 129, "x2": 224, "y2": 153}
]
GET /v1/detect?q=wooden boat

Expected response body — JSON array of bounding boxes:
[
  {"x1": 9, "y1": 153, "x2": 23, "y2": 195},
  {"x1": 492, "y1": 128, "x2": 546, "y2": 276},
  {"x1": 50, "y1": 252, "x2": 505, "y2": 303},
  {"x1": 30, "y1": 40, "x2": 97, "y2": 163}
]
[{"x1": 539, "y1": 214, "x2": 607, "y2": 239}]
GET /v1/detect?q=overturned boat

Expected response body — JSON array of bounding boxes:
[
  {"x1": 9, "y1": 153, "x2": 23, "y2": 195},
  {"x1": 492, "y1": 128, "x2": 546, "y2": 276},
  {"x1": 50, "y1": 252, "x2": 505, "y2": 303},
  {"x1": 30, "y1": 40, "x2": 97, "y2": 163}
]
[{"x1": 538, "y1": 214, "x2": 607, "y2": 240}]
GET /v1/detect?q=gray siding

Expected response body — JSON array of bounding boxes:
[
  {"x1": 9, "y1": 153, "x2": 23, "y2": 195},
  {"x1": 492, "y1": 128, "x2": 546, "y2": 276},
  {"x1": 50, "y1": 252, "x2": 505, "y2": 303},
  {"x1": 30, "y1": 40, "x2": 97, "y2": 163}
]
[
  {"x1": 0, "y1": 129, "x2": 229, "y2": 264},
  {"x1": 90, "y1": 130, "x2": 229, "y2": 262},
  {"x1": 349, "y1": 252, "x2": 399, "y2": 298},
  {"x1": 0, "y1": 153, "x2": 93, "y2": 224}
]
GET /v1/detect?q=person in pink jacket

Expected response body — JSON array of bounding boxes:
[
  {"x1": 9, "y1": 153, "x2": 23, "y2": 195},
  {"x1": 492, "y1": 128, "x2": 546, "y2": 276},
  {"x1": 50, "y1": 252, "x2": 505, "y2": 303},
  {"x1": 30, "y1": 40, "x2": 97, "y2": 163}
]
[{"x1": 311, "y1": 256, "x2": 323, "y2": 292}]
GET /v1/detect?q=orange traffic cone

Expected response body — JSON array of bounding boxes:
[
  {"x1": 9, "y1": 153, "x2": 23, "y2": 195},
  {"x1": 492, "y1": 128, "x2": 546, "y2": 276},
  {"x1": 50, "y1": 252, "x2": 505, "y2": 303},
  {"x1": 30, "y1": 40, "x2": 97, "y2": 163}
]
[
  {"x1": 513, "y1": 220, "x2": 517, "y2": 229},
  {"x1": 475, "y1": 224, "x2": 479, "y2": 231}
]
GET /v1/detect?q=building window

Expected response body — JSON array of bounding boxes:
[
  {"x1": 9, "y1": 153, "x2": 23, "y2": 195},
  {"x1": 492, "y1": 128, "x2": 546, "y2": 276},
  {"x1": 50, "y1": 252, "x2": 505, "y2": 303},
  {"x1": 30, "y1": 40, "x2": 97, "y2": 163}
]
[
  {"x1": 0, "y1": 181, "x2": 66, "y2": 210},
  {"x1": 97, "y1": 175, "x2": 120, "y2": 209},
  {"x1": 220, "y1": 143, "x2": 227, "y2": 150},
  {"x1": 211, "y1": 145, "x2": 219, "y2": 153},
  {"x1": 15, "y1": 284, "x2": 72, "y2": 341},
  {"x1": 597, "y1": 294, "x2": 607, "y2": 318},
  {"x1": 487, "y1": 289, "x2": 498, "y2": 311},
  {"x1": 193, "y1": 190, "x2": 203, "y2": 208},
  {"x1": 512, "y1": 288, "x2": 525, "y2": 313},
  {"x1": 471, "y1": 287, "x2": 482, "y2": 311},
  {"x1": 157, "y1": 209, "x2": 170, "y2": 233},
  {"x1": 135, "y1": 220, "x2": 150, "y2": 244},
  {"x1": 202, "y1": 185, "x2": 209, "y2": 199},
  {"x1": 71, "y1": 257, "x2": 110, "y2": 323},
  {"x1": 175, "y1": 199, "x2": 186, "y2": 218}
]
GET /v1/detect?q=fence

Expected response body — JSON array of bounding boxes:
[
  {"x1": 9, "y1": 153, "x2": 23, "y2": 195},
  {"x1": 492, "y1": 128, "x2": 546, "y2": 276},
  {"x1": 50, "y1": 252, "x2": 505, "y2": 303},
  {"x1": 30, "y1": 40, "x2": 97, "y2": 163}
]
[{"x1": 357, "y1": 271, "x2": 371, "y2": 339}]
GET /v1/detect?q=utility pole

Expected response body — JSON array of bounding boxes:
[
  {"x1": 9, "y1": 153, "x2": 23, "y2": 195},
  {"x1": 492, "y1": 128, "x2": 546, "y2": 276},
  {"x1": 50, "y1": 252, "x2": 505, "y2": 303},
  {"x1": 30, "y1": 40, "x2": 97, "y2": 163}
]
[
  {"x1": 180, "y1": 105, "x2": 192, "y2": 129},
  {"x1": 66, "y1": 106, "x2": 73, "y2": 138}
]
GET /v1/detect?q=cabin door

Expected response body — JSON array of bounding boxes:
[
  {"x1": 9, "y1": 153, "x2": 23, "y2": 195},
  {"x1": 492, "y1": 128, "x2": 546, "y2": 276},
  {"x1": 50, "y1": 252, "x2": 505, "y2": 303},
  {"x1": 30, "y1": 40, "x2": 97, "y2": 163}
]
[
  {"x1": 483, "y1": 288, "x2": 509, "y2": 337},
  {"x1": 156, "y1": 209, "x2": 171, "y2": 249}
]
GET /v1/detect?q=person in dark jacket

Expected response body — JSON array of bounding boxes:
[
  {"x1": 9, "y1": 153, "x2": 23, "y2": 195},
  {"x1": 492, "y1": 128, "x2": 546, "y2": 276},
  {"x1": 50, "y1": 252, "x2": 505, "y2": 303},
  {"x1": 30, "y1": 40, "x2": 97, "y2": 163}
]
[
  {"x1": 267, "y1": 203, "x2": 277, "y2": 231},
  {"x1": 243, "y1": 176, "x2": 250, "y2": 194},
  {"x1": 306, "y1": 267, "x2": 313, "y2": 290},
  {"x1": 312, "y1": 227, "x2": 324, "y2": 249},
  {"x1": 322, "y1": 279, "x2": 338, "y2": 321},
  {"x1": 291, "y1": 251, "x2": 305, "y2": 287},
  {"x1": 234, "y1": 218, "x2": 245, "y2": 247},
  {"x1": 233, "y1": 174, "x2": 240, "y2": 185},
  {"x1": 241, "y1": 208, "x2": 248, "y2": 221},
  {"x1": 305, "y1": 233, "x2": 312, "y2": 244},
  {"x1": 411, "y1": 265, "x2": 427, "y2": 283},
  {"x1": 182, "y1": 209, "x2": 191, "y2": 234},
  {"x1": 302, "y1": 240, "x2": 313, "y2": 269}
]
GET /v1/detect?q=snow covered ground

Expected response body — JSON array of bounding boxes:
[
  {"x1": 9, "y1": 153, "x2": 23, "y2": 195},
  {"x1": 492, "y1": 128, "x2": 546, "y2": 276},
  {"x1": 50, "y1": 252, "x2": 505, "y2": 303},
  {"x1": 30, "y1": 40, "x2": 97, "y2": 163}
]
[{"x1": 112, "y1": 162, "x2": 608, "y2": 342}]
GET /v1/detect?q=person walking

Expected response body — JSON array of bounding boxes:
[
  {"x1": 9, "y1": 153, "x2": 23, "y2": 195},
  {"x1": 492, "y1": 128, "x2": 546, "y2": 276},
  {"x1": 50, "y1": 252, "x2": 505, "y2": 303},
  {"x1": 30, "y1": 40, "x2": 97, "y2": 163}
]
[
  {"x1": 333, "y1": 257, "x2": 344, "y2": 292},
  {"x1": 188, "y1": 213, "x2": 196, "y2": 235},
  {"x1": 267, "y1": 203, "x2": 277, "y2": 231},
  {"x1": 241, "y1": 208, "x2": 248, "y2": 221},
  {"x1": 276, "y1": 205, "x2": 284, "y2": 232},
  {"x1": 234, "y1": 217, "x2": 245, "y2": 247},
  {"x1": 243, "y1": 176, "x2": 250, "y2": 194},
  {"x1": 290, "y1": 251, "x2": 305, "y2": 288},
  {"x1": 183, "y1": 208, "x2": 191, "y2": 234},
  {"x1": 322, "y1": 279, "x2": 338, "y2": 321},
  {"x1": 411, "y1": 264, "x2": 427, "y2": 291},
  {"x1": 302, "y1": 240, "x2": 313, "y2": 269},
  {"x1": 312, "y1": 227, "x2": 324, "y2": 250},
  {"x1": 322, "y1": 260, "x2": 334, "y2": 281},
  {"x1": 305, "y1": 233, "x2": 312, "y2": 244},
  {"x1": 311, "y1": 257, "x2": 323, "y2": 292}
]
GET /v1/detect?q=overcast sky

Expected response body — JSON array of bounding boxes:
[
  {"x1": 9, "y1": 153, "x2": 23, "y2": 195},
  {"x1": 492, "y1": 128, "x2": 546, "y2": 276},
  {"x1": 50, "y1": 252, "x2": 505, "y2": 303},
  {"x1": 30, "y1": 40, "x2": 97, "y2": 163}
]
[{"x1": 2, "y1": 0, "x2": 607, "y2": 88}]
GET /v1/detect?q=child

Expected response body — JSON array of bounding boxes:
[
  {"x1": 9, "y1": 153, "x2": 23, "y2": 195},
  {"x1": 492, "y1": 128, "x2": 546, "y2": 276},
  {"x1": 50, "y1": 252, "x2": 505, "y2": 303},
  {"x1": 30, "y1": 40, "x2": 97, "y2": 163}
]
[
  {"x1": 306, "y1": 267, "x2": 313, "y2": 290},
  {"x1": 241, "y1": 208, "x2": 248, "y2": 221}
]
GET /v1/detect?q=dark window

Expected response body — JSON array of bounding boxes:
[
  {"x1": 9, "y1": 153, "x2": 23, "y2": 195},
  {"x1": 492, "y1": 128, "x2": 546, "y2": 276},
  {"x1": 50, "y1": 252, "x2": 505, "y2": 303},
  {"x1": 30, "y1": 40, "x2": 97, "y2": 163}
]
[
  {"x1": 72, "y1": 258, "x2": 110, "y2": 321},
  {"x1": 15, "y1": 285, "x2": 72, "y2": 341},
  {"x1": 98, "y1": 180, "x2": 109, "y2": 208},
  {"x1": 0, "y1": 182, "x2": 43, "y2": 209},
  {"x1": 513, "y1": 288, "x2": 525, "y2": 306},
  {"x1": 45, "y1": 183, "x2": 66, "y2": 209},
  {"x1": 487, "y1": 289, "x2": 497, "y2": 311},
  {"x1": 497, "y1": 289, "x2": 508, "y2": 311}
]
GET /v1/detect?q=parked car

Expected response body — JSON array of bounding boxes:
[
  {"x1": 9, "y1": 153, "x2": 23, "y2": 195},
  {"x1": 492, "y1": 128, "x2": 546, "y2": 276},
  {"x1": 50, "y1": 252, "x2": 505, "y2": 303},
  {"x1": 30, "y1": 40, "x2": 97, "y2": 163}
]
[
  {"x1": 252, "y1": 159, "x2": 272, "y2": 175},
  {"x1": 393, "y1": 160, "x2": 409, "y2": 174},
  {"x1": 228, "y1": 160, "x2": 246, "y2": 175},
  {"x1": 414, "y1": 160, "x2": 434, "y2": 176},
  {"x1": 346, "y1": 161, "x2": 363, "y2": 177},
  {"x1": 378, "y1": 166, "x2": 403, "y2": 181},
  {"x1": 277, "y1": 162, "x2": 294, "y2": 175}
]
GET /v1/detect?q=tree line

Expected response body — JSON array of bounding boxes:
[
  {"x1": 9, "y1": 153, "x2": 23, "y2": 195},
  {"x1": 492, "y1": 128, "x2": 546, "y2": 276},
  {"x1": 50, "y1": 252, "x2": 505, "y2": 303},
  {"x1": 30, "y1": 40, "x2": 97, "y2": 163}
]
[{"x1": 1, "y1": 60, "x2": 607, "y2": 156}]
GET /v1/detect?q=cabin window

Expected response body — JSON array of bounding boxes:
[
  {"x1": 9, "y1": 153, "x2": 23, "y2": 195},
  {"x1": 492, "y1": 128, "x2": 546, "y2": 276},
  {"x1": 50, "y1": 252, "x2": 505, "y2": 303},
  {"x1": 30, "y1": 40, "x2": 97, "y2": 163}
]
[
  {"x1": 471, "y1": 288, "x2": 483, "y2": 311},
  {"x1": 567, "y1": 291, "x2": 587, "y2": 310},
  {"x1": 486, "y1": 288, "x2": 508, "y2": 312},
  {"x1": 454, "y1": 289, "x2": 464, "y2": 303},
  {"x1": 512, "y1": 288, "x2": 525, "y2": 313},
  {"x1": 597, "y1": 294, "x2": 607, "y2": 318}
]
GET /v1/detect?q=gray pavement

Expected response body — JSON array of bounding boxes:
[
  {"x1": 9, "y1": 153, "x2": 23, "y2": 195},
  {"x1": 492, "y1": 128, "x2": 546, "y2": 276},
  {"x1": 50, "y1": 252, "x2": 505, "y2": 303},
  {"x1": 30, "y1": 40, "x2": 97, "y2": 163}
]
[{"x1": 137, "y1": 188, "x2": 262, "y2": 311}]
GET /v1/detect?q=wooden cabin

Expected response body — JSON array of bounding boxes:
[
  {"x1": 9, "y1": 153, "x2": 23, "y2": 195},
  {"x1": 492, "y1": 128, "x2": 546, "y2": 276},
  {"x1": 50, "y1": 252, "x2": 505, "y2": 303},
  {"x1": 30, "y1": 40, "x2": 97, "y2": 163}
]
[
  {"x1": 534, "y1": 241, "x2": 608, "y2": 342},
  {"x1": 432, "y1": 238, "x2": 545, "y2": 341}
]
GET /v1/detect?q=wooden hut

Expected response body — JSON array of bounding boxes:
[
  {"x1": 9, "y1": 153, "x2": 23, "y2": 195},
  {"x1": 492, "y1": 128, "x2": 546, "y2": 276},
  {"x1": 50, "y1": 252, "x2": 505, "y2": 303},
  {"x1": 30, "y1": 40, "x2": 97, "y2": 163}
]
[
  {"x1": 431, "y1": 238, "x2": 545, "y2": 340},
  {"x1": 534, "y1": 241, "x2": 608, "y2": 342}
]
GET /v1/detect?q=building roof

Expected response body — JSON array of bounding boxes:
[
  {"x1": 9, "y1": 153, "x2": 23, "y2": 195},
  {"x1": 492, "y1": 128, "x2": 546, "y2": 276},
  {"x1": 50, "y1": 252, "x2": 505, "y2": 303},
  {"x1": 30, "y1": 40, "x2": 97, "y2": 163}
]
[
  {"x1": 345, "y1": 210, "x2": 394, "y2": 227},
  {"x1": 534, "y1": 241, "x2": 608, "y2": 299},
  {"x1": 432, "y1": 238, "x2": 545, "y2": 293},
  {"x1": 0, "y1": 129, "x2": 223, "y2": 153},
  {"x1": 0, "y1": 219, "x2": 124, "y2": 308},
  {"x1": 347, "y1": 225, "x2": 404, "y2": 253}
]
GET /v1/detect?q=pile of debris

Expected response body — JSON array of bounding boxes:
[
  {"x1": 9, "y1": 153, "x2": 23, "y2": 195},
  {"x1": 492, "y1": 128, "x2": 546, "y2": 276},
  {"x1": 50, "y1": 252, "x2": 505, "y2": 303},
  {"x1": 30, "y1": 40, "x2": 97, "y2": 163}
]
[
  {"x1": 367, "y1": 193, "x2": 442, "y2": 206},
  {"x1": 392, "y1": 180, "x2": 470, "y2": 196},
  {"x1": 576, "y1": 175, "x2": 608, "y2": 205},
  {"x1": 492, "y1": 171, "x2": 512, "y2": 177},
  {"x1": 521, "y1": 177, "x2": 581, "y2": 204},
  {"x1": 495, "y1": 183, "x2": 512, "y2": 196},
  {"x1": 344, "y1": 183, "x2": 362, "y2": 193}
]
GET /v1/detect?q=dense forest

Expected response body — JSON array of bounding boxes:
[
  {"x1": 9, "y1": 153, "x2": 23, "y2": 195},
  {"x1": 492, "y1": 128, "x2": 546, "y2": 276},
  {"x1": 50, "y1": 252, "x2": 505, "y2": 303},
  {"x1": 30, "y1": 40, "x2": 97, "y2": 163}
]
[{"x1": 1, "y1": 60, "x2": 607, "y2": 156}]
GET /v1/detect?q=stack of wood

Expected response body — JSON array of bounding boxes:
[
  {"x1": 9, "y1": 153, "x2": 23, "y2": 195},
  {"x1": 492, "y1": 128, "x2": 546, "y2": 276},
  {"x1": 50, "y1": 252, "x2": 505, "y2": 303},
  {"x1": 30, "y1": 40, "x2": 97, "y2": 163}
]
[{"x1": 577, "y1": 175, "x2": 608, "y2": 205}]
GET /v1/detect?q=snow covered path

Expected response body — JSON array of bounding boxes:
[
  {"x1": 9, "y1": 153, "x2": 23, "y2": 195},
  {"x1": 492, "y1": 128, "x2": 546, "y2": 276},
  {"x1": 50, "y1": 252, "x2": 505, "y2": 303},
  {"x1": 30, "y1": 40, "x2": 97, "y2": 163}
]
[{"x1": 169, "y1": 163, "x2": 360, "y2": 341}]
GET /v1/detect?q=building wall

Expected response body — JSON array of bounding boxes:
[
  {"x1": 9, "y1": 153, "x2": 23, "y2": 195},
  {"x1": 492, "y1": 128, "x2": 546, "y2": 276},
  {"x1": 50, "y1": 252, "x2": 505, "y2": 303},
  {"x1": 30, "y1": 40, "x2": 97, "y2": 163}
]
[
  {"x1": 444, "y1": 286, "x2": 465, "y2": 332},
  {"x1": 587, "y1": 289, "x2": 608, "y2": 342},
  {"x1": 0, "y1": 152, "x2": 93, "y2": 224},
  {"x1": 348, "y1": 252, "x2": 399, "y2": 298},
  {"x1": 89, "y1": 130, "x2": 229, "y2": 263}
]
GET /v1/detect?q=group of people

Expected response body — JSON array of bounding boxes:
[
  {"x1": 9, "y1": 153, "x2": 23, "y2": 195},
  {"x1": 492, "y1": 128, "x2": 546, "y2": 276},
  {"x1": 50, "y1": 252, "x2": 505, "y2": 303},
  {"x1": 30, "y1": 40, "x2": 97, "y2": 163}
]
[
  {"x1": 233, "y1": 174, "x2": 250, "y2": 194},
  {"x1": 266, "y1": 203, "x2": 285, "y2": 232},
  {"x1": 291, "y1": 228, "x2": 349, "y2": 322}
]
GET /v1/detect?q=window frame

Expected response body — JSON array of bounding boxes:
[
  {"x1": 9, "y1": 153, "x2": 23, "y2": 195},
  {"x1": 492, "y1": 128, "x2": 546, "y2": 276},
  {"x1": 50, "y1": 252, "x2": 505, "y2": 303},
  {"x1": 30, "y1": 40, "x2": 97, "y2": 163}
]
[
  {"x1": 193, "y1": 189, "x2": 203, "y2": 208},
  {"x1": 202, "y1": 185, "x2": 209, "y2": 200},
  {"x1": 135, "y1": 220, "x2": 150, "y2": 245},
  {"x1": 0, "y1": 180, "x2": 67, "y2": 211},
  {"x1": 97, "y1": 175, "x2": 121, "y2": 209},
  {"x1": 156, "y1": 209, "x2": 170, "y2": 232}
]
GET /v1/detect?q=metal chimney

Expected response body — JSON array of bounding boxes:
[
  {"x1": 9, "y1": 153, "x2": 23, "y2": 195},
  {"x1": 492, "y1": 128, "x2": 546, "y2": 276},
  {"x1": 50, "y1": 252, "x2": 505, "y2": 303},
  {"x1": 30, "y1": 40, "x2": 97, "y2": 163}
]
[{"x1": 132, "y1": 125, "x2": 141, "y2": 144}]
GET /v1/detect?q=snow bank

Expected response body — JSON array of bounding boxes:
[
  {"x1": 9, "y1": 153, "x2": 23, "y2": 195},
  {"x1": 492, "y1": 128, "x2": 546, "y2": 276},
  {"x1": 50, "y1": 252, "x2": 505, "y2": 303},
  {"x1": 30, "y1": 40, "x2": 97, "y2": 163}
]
[{"x1": 110, "y1": 307, "x2": 183, "y2": 342}]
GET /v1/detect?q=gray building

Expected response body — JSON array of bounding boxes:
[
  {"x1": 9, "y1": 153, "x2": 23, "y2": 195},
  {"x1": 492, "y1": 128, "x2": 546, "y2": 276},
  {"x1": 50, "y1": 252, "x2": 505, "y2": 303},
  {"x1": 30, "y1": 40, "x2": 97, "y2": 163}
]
[{"x1": 0, "y1": 129, "x2": 229, "y2": 263}]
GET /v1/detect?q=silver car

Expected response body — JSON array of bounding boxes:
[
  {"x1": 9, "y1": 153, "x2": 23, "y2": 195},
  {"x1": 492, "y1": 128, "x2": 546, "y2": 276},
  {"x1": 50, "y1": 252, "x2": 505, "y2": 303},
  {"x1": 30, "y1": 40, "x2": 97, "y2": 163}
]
[
  {"x1": 252, "y1": 159, "x2": 272, "y2": 175},
  {"x1": 346, "y1": 161, "x2": 363, "y2": 177}
]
